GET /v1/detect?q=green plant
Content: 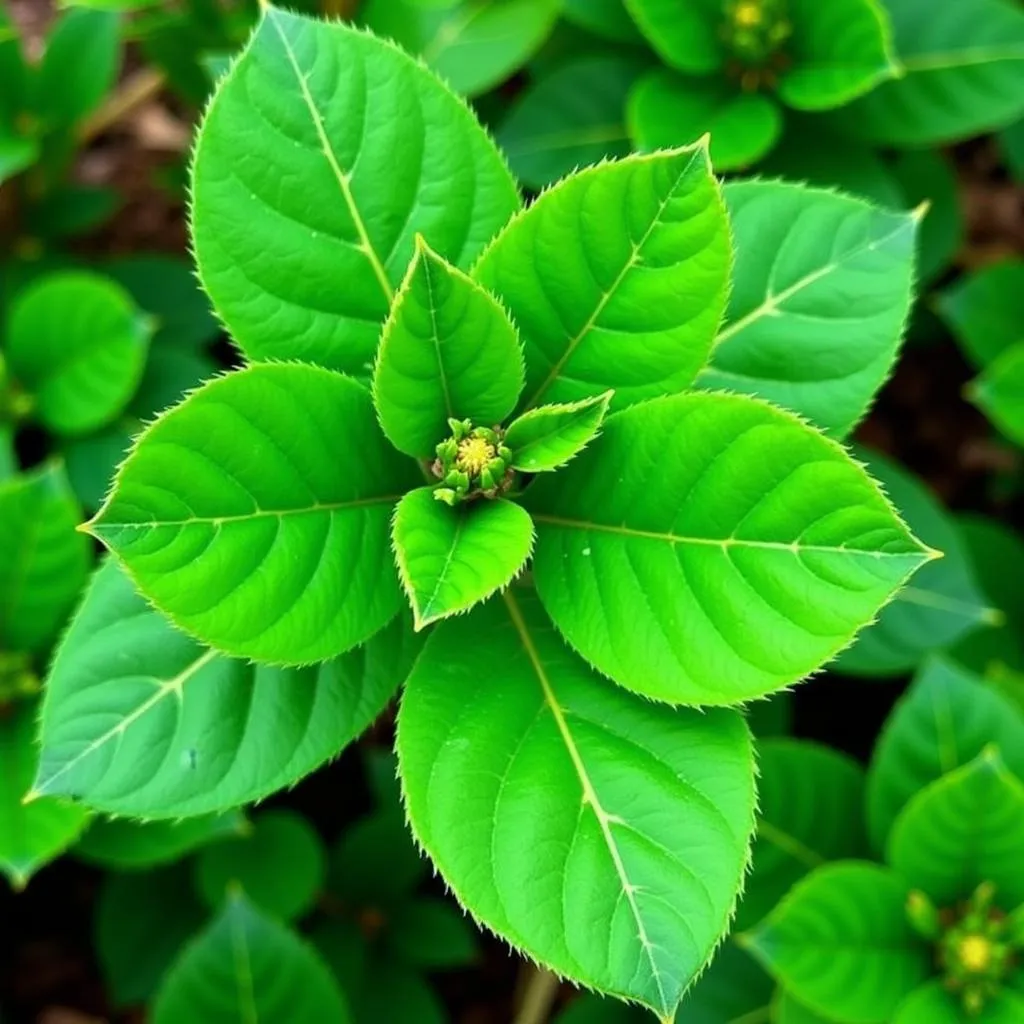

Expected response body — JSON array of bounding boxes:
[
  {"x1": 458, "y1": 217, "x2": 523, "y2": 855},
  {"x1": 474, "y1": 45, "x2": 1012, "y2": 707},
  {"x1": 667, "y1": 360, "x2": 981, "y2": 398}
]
[{"x1": 27, "y1": 7, "x2": 943, "y2": 1019}]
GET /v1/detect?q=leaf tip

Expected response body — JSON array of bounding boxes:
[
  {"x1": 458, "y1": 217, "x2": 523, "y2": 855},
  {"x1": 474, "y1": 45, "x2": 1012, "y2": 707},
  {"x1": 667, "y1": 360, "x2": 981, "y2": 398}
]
[
  {"x1": 911, "y1": 200, "x2": 931, "y2": 223},
  {"x1": 21, "y1": 788, "x2": 42, "y2": 806}
]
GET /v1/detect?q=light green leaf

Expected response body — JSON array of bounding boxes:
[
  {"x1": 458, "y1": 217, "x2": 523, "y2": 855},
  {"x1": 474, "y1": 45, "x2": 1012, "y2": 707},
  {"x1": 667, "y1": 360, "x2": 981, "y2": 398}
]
[
  {"x1": 0, "y1": 462, "x2": 90, "y2": 654},
  {"x1": 393, "y1": 489, "x2": 533, "y2": 629},
  {"x1": 835, "y1": 0, "x2": 1024, "y2": 145},
  {"x1": 780, "y1": 0, "x2": 897, "y2": 110},
  {"x1": 96, "y1": 862, "x2": 209, "y2": 1008},
  {"x1": 191, "y1": 7, "x2": 519, "y2": 372},
  {"x1": 525, "y1": 392, "x2": 933, "y2": 706},
  {"x1": 888, "y1": 750, "x2": 1024, "y2": 907},
  {"x1": 867, "y1": 657, "x2": 1024, "y2": 853},
  {"x1": 194, "y1": 810, "x2": 326, "y2": 921},
  {"x1": 628, "y1": 71, "x2": 783, "y2": 171},
  {"x1": 894, "y1": 981, "x2": 1024, "y2": 1023},
  {"x1": 505, "y1": 391, "x2": 611, "y2": 472},
  {"x1": 474, "y1": 146, "x2": 731, "y2": 412},
  {"x1": 0, "y1": 700, "x2": 90, "y2": 890},
  {"x1": 737, "y1": 740, "x2": 867, "y2": 930},
  {"x1": 936, "y1": 259, "x2": 1024, "y2": 369},
  {"x1": 34, "y1": 559, "x2": 421, "y2": 817},
  {"x1": 75, "y1": 812, "x2": 246, "y2": 870},
  {"x1": 562, "y1": 0, "x2": 643, "y2": 44},
  {"x1": 743, "y1": 862, "x2": 931, "y2": 1024},
  {"x1": 398, "y1": 589, "x2": 756, "y2": 1018},
  {"x1": 361, "y1": 0, "x2": 560, "y2": 97},
  {"x1": 33, "y1": 8, "x2": 119, "y2": 129},
  {"x1": 85, "y1": 363, "x2": 419, "y2": 664},
  {"x1": 624, "y1": 0, "x2": 725, "y2": 74},
  {"x1": 498, "y1": 55, "x2": 643, "y2": 191},
  {"x1": 699, "y1": 181, "x2": 918, "y2": 438},
  {"x1": 373, "y1": 239, "x2": 524, "y2": 459},
  {"x1": 6, "y1": 272, "x2": 150, "y2": 437},
  {"x1": 834, "y1": 449, "x2": 997, "y2": 676},
  {"x1": 969, "y1": 342, "x2": 1024, "y2": 446},
  {"x1": 152, "y1": 894, "x2": 350, "y2": 1024}
]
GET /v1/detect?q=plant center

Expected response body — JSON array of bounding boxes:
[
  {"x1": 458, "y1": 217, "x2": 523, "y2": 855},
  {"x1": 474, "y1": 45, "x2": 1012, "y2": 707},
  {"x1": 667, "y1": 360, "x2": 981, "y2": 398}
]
[
  {"x1": 721, "y1": 0, "x2": 792, "y2": 90},
  {"x1": 431, "y1": 418, "x2": 514, "y2": 505},
  {"x1": 456, "y1": 436, "x2": 496, "y2": 475}
]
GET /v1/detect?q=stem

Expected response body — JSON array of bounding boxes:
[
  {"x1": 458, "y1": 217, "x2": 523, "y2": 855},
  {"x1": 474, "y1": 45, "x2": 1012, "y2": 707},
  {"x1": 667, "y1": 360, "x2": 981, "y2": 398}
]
[
  {"x1": 78, "y1": 67, "x2": 166, "y2": 144},
  {"x1": 513, "y1": 965, "x2": 561, "y2": 1024}
]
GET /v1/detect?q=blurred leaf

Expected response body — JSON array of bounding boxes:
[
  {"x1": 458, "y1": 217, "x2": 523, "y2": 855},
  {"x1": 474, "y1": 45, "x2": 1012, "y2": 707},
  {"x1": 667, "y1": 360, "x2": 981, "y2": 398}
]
[
  {"x1": 388, "y1": 898, "x2": 477, "y2": 969},
  {"x1": 61, "y1": 423, "x2": 134, "y2": 512},
  {"x1": 968, "y1": 341, "x2": 1024, "y2": 446},
  {"x1": 28, "y1": 185, "x2": 120, "y2": 239},
  {"x1": 329, "y1": 812, "x2": 426, "y2": 911},
  {"x1": 562, "y1": 0, "x2": 643, "y2": 43}
]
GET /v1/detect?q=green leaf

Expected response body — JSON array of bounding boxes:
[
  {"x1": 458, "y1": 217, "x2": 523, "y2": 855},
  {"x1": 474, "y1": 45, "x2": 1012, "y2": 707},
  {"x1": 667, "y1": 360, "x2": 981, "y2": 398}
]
[
  {"x1": 0, "y1": 462, "x2": 91, "y2": 654},
  {"x1": 398, "y1": 589, "x2": 756, "y2": 1018},
  {"x1": 85, "y1": 363, "x2": 419, "y2": 664},
  {"x1": 628, "y1": 71, "x2": 783, "y2": 171},
  {"x1": 746, "y1": 692, "x2": 793, "y2": 739},
  {"x1": 474, "y1": 146, "x2": 731, "y2": 412},
  {"x1": 96, "y1": 862, "x2": 209, "y2": 1007},
  {"x1": 0, "y1": 130, "x2": 37, "y2": 185},
  {"x1": 393, "y1": 489, "x2": 533, "y2": 629},
  {"x1": 388, "y1": 898, "x2": 478, "y2": 968},
  {"x1": 34, "y1": 559, "x2": 421, "y2": 817},
  {"x1": 737, "y1": 740, "x2": 868, "y2": 930},
  {"x1": 194, "y1": 810, "x2": 326, "y2": 921},
  {"x1": 624, "y1": 0, "x2": 725, "y2": 74},
  {"x1": 698, "y1": 181, "x2": 918, "y2": 438},
  {"x1": 894, "y1": 981, "x2": 1024, "y2": 1023},
  {"x1": 107, "y1": 255, "x2": 220, "y2": 351},
  {"x1": 562, "y1": 0, "x2": 643, "y2": 44},
  {"x1": 774, "y1": 991, "x2": 837, "y2": 1024},
  {"x1": 130, "y1": 344, "x2": 217, "y2": 421},
  {"x1": 888, "y1": 750, "x2": 1024, "y2": 907},
  {"x1": 867, "y1": 657, "x2": 1024, "y2": 853},
  {"x1": 191, "y1": 7, "x2": 519, "y2": 372},
  {"x1": 0, "y1": 700, "x2": 90, "y2": 889},
  {"x1": 969, "y1": 342, "x2": 1024, "y2": 446},
  {"x1": 6, "y1": 272, "x2": 151, "y2": 436},
  {"x1": 361, "y1": 0, "x2": 560, "y2": 97},
  {"x1": 0, "y1": 8, "x2": 28, "y2": 131},
  {"x1": 28, "y1": 185, "x2": 120, "y2": 239},
  {"x1": 779, "y1": 0, "x2": 897, "y2": 110},
  {"x1": 33, "y1": 8, "x2": 119, "y2": 129},
  {"x1": 498, "y1": 55, "x2": 644, "y2": 191},
  {"x1": 373, "y1": 239, "x2": 524, "y2": 459},
  {"x1": 743, "y1": 862, "x2": 931, "y2": 1024},
  {"x1": 675, "y1": 941, "x2": 773, "y2": 1023},
  {"x1": 1000, "y1": 116, "x2": 1024, "y2": 183},
  {"x1": 833, "y1": 449, "x2": 997, "y2": 676},
  {"x1": 62, "y1": 423, "x2": 134, "y2": 514},
  {"x1": 835, "y1": 0, "x2": 1024, "y2": 145},
  {"x1": 152, "y1": 893, "x2": 350, "y2": 1023},
  {"x1": 75, "y1": 812, "x2": 246, "y2": 870},
  {"x1": 525, "y1": 392, "x2": 933, "y2": 705},
  {"x1": 505, "y1": 391, "x2": 611, "y2": 472},
  {"x1": 936, "y1": 259, "x2": 1024, "y2": 369}
]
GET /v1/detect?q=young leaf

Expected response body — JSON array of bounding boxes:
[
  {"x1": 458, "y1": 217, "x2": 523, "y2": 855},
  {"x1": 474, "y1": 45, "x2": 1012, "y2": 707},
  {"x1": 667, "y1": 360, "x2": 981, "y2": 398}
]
[
  {"x1": 835, "y1": 0, "x2": 1024, "y2": 145},
  {"x1": 360, "y1": 0, "x2": 560, "y2": 97},
  {"x1": 968, "y1": 342, "x2": 1024, "y2": 446},
  {"x1": 6, "y1": 272, "x2": 151, "y2": 436},
  {"x1": 888, "y1": 750, "x2": 1024, "y2": 908},
  {"x1": 373, "y1": 240, "x2": 524, "y2": 459},
  {"x1": 525, "y1": 391, "x2": 934, "y2": 706},
  {"x1": 96, "y1": 862, "x2": 209, "y2": 1008},
  {"x1": 85, "y1": 363, "x2": 419, "y2": 664},
  {"x1": 498, "y1": 56, "x2": 644, "y2": 190},
  {"x1": 152, "y1": 894, "x2": 350, "y2": 1024},
  {"x1": 504, "y1": 391, "x2": 611, "y2": 472},
  {"x1": 743, "y1": 862, "x2": 931, "y2": 1024},
  {"x1": 34, "y1": 559, "x2": 421, "y2": 817},
  {"x1": 0, "y1": 462, "x2": 91, "y2": 654},
  {"x1": 398, "y1": 590, "x2": 756, "y2": 1019},
  {"x1": 833, "y1": 449, "x2": 997, "y2": 676},
  {"x1": 473, "y1": 145, "x2": 731, "y2": 412},
  {"x1": 628, "y1": 71, "x2": 783, "y2": 171},
  {"x1": 698, "y1": 181, "x2": 918, "y2": 438},
  {"x1": 190, "y1": 7, "x2": 519, "y2": 373},
  {"x1": 737, "y1": 740, "x2": 868, "y2": 930},
  {"x1": 624, "y1": 0, "x2": 726, "y2": 74},
  {"x1": 393, "y1": 489, "x2": 533, "y2": 629},
  {"x1": 0, "y1": 700, "x2": 91, "y2": 889},
  {"x1": 194, "y1": 810, "x2": 326, "y2": 921},
  {"x1": 867, "y1": 658, "x2": 1024, "y2": 853}
]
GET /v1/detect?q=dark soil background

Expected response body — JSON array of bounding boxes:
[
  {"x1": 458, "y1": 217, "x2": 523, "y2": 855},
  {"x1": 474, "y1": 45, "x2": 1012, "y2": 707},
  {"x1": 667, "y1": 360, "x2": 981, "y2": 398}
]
[{"x1": 2, "y1": 1, "x2": 1023, "y2": 1021}]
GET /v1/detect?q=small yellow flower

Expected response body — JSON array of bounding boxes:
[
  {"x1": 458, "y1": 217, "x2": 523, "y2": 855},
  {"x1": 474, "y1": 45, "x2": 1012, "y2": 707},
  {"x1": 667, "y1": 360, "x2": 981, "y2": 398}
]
[
  {"x1": 734, "y1": 1, "x2": 763, "y2": 27},
  {"x1": 957, "y1": 935, "x2": 994, "y2": 973},
  {"x1": 456, "y1": 436, "x2": 496, "y2": 475}
]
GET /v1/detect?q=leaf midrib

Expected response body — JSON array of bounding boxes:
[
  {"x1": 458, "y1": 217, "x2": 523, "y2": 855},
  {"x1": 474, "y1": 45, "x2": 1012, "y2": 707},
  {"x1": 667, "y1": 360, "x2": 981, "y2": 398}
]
[{"x1": 501, "y1": 589, "x2": 671, "y2": 1015}]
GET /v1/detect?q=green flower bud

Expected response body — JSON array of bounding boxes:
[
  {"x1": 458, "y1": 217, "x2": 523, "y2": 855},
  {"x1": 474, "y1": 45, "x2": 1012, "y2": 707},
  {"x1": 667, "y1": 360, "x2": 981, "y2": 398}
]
[
  {"x1": 906, "y1": 890, "x2": 941, "y2": 940},
  {"x1": 433, "y1": 488, "x2": 458, "y2": 507}
]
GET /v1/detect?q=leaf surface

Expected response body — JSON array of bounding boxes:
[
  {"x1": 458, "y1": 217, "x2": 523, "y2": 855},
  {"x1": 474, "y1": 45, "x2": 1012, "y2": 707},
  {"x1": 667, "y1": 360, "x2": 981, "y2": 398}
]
[
  {"x1": 624, "y1": 0, "x2": 724, "y2": 74},
  {"x1": 86, "y1": 363, "x2": 419, "y2": 664},
  {"x1": 936, "y1": 259, "x2": 1024, "y2": 368},
  {"x1": 474, "y1": 146, "x2": 730, "y2": 412},
  {"x1": 894, "y1": 981, "x2": 1024, "y2": 1023},
  {"x1": 969, "y1": 342, "x2": 1024, "y2": 446},
  {"x1": 191, "y1": 7, "x2": 519, "y2": 371},
  {"x1": 398, "y1": 589, "x2": 756, "y2": 1018},
  {"x1": 699, "y1": 181, "x2": 918, "y2": 438},
  {"x1": 526, "y1": 392, "x2": 933, "y2": 705},
  {"x1": 505, "y1": 391, "x2": 611, "y2": 472}
]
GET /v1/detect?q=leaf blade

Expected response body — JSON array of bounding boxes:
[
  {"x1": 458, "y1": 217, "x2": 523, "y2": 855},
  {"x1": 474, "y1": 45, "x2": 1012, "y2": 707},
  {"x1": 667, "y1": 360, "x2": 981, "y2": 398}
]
[{"x1": 505, "y1": 391, "x2": 612, "y2": 472}]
